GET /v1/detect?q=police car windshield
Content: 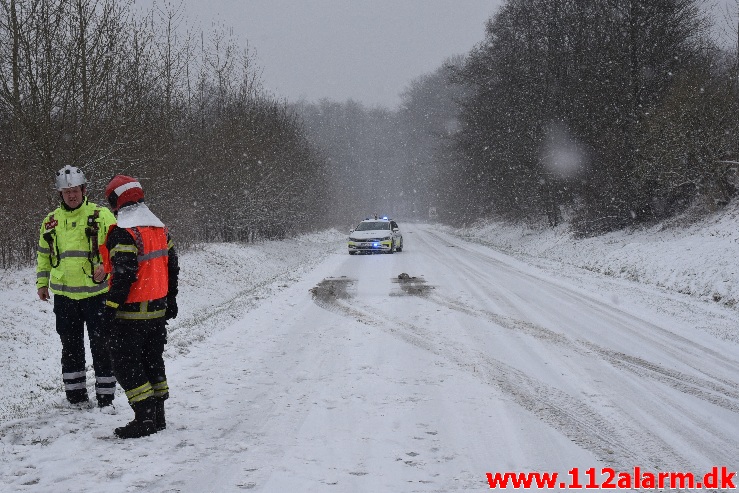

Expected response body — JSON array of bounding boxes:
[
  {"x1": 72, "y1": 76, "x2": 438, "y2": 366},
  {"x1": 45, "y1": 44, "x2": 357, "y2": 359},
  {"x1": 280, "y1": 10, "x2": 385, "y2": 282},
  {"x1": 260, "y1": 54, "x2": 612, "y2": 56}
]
[{"x1": 355, "y1": 221, "x2": 390, "y2": 231}]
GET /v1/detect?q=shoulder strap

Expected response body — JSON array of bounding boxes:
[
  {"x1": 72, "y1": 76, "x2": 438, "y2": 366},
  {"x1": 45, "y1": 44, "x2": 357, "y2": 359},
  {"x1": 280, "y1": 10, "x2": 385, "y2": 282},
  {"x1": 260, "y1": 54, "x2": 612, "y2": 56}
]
[
  {"x1": 129, "y1": 227, "x2": 145, "y2": 259},
  {"x1": 42, "y1": 215, "x2": 60, "y2": 268},
  {"x1": 86, "y1": 209, "x2": 101, "y2": 260}
]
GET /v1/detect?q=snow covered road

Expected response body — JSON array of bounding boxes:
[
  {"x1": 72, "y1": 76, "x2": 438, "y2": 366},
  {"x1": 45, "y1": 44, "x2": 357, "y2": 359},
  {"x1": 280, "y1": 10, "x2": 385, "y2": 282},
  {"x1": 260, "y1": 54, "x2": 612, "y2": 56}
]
[{"x1": 2, "y1": 223, "x2": 738, "y2": 492}]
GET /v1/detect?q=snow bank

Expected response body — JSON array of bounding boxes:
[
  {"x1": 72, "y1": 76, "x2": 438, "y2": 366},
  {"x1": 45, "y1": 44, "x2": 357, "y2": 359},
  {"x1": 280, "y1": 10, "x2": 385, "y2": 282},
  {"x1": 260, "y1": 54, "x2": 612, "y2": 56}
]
[
  {"x1": 441, "y1": 202, "x2": 739, "y2": 310},
  {"x1": 0, "y1": 230, "x2": 346, "y2": 425}
]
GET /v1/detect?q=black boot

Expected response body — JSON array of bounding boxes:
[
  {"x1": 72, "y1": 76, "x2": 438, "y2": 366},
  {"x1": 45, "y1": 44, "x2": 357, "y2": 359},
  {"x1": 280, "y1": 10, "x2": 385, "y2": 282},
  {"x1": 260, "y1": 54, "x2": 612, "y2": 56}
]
[
  {"x1": 67, "y1": 389, "x2": 90, "y2": 405},
  {"x1": 114, "y1": 399, "x2": 156, "y2": 439},
  {"x1": 97, "y1": 394, "x2": 114, "y2": 408},
  {"x1": 154, "y1": 397, "x2": 166, "y2": 431}
]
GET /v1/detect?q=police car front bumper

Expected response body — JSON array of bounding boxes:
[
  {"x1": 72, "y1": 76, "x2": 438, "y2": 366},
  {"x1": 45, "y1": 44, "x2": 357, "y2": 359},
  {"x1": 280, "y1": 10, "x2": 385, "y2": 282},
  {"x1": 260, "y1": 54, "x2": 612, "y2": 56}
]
[{"x1": 348, "y1": 240, "x2": 392, "y2": 253}]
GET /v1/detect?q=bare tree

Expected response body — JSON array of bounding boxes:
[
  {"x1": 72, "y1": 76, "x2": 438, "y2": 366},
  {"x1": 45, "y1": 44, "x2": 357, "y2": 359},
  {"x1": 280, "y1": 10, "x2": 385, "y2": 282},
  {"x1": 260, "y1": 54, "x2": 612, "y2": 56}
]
[{"x1": 0, "y1": 0, "x2": 331, "y2": 266}]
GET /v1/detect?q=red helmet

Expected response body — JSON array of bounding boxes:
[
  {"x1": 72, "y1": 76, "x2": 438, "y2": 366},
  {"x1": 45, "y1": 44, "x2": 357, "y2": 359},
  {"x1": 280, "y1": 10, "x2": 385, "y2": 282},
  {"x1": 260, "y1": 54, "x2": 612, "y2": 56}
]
[{"x1": 105, "y1": 175, "x2": 144, "y2": 211}]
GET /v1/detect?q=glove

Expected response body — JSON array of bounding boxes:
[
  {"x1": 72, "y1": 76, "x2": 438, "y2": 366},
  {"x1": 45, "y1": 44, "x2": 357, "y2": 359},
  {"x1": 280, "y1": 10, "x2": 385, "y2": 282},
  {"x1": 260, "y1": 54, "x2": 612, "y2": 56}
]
[{"x1": 165, "y1": 296, "x2": 178, "y2": 320}]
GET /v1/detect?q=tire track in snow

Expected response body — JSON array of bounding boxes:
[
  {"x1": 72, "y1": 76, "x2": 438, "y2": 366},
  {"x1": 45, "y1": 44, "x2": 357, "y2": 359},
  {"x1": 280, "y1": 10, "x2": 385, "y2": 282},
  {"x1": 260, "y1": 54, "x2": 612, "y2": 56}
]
[
  {"x1": 309, "y1": 282, "x2": 688, "y2": 472},
  {"x1": 428, "y1": 292, "x2": 739, "y2": 416},
  {"x1": 582, "y1": 342, "x2": 739, "y2": 413},
  {"x1": 311, "y1": 225, "x2": 739, "y2": 473},
  {"x1": 425, "y1": 227, "x2": 739, "y2": 374},
  {"x1": 418, "y1": 228, "x2": 739, "y2": 415}
]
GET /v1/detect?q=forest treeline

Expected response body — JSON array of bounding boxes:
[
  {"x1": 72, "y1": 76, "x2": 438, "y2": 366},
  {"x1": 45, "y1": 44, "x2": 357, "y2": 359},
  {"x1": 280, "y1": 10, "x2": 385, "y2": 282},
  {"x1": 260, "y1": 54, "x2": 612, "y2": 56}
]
[
  {"x1": 0, "y1": 0, "x2": 330, "y2": 267},
  {"x1": 1, "y1": 0, "x2": 738, "y2": 268},
  {"x1": 452, "y1": 0, "x2": 739, "y2": 234},
  {"x1": 299, "y1": 0, "x2": 739, "y2": 235}
]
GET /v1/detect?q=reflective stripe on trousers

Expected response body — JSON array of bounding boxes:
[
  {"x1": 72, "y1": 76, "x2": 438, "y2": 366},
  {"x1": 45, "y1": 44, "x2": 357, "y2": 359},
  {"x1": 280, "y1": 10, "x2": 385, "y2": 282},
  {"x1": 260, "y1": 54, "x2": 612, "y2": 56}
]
[
  {"x1": 152, "y1": 380, "x2": 169, "y2": 399},
  {"x1": 125, "y1": 382, "x2": 153, "y2": 403},
  {"x1": 96, "y1": 375, "x2": 117, "y2": 395},
  {"x1": 63, "y1": 370, "x2": 86, "y2": 391}
]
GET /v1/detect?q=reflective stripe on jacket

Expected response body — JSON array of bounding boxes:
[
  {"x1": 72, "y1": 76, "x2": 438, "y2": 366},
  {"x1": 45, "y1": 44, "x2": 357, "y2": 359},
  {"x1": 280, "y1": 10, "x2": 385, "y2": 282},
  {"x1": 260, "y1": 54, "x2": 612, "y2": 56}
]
[
  {"x1": 121, "y1": 226, "x2": 169, "y2": 303},
  {"x1": 101, "y1": 225, "x2": 171, "y2": 320},
  {"x1": 36, "y1": 199, "x2": 116, "y2": 300}
]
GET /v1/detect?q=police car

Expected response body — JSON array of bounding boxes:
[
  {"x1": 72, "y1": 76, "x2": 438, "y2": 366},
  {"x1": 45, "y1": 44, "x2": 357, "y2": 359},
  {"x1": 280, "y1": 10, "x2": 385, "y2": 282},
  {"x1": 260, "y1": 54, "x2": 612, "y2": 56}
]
[{"x1": 348, "y1": 217, "x2": 403, "y2": 254}]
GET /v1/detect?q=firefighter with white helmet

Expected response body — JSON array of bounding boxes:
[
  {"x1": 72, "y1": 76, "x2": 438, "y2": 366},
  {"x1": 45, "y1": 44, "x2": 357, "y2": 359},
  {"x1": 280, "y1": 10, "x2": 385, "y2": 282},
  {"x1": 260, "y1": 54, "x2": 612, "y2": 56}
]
[{"x1": 36, "y1": 165, "x2": 118, "y2": 408}]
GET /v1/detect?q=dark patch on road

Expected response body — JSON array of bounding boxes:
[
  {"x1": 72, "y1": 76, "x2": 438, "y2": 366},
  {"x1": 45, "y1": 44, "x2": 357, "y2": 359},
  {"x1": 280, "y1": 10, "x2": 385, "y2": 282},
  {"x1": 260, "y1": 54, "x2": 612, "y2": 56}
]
[
  {"x1": 392, "y1": 273, "x2": 434, "y2": 297},
  {"x1": 310, "y1": 277, "x2": 354, "y2": 302}
]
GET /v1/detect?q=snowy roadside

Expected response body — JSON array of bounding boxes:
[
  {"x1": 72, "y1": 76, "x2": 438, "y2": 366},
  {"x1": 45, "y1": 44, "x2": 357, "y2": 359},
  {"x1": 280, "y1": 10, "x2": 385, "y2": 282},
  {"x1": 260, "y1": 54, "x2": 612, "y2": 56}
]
[
  {"x1": 2, "y1": 213, "x2": 739, "y2": 493},
  {"x1": 440, "y1": 202, "x2": 739, "y2": 313},
  {"x1": 3, "y1": 200, "x2": 739, "y2": 426},
  {"x1": 0, "y1": 230, "x2": 347, "y2": 426}
]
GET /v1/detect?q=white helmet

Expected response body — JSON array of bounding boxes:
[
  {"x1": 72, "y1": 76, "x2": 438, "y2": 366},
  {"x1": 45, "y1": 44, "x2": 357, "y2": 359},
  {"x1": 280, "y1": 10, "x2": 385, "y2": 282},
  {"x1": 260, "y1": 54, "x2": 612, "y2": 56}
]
[{"x1": 55, "y1": 165, "x2": 87, "y2": 191}]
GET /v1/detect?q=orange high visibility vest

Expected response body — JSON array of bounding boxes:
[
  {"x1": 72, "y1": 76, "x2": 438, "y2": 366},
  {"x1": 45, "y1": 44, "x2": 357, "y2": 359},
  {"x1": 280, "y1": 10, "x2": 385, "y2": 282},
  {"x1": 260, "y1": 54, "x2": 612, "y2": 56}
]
[{"x1": 101, "y1": 226, "x2": 169, "y2": 302}]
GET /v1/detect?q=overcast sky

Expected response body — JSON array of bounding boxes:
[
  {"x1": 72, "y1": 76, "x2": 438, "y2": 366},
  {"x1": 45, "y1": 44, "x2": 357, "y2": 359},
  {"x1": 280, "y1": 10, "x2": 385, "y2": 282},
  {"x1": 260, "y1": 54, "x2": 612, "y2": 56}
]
[
  {"x1": 136, "y1": 0, "x2": 737, "y2": 109},
  {"x1": 137, "y1": 0, "x2": 504, "y2": 108}
]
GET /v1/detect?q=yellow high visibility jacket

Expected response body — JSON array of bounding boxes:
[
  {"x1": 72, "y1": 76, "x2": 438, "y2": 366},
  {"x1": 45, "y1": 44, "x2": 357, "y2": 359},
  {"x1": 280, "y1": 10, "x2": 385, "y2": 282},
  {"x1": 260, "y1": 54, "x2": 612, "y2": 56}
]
[{"x1": 36, "y1": 198, "x2": 117, "y2": 300}]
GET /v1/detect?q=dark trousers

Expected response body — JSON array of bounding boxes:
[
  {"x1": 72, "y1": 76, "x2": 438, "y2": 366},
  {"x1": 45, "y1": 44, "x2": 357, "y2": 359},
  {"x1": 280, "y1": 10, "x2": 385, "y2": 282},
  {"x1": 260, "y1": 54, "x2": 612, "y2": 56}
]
[
  {"x1": 109, "y1": 318, "x2": 168, "y2": 406},
  {"x1": 54, "y1": 294, "x2": 116, "y2": 404}
]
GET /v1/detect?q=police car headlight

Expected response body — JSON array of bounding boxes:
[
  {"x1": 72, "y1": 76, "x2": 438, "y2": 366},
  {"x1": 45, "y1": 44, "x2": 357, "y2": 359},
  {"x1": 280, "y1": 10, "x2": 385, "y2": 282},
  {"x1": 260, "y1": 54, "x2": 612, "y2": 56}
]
[{"x1": 382, "y1": 236, "x2": 391, "y2": 241}]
